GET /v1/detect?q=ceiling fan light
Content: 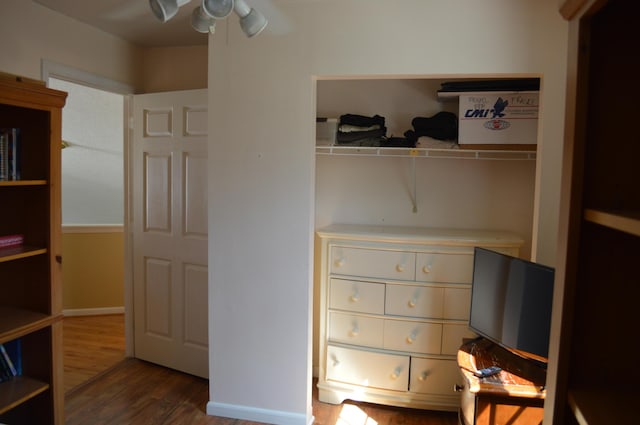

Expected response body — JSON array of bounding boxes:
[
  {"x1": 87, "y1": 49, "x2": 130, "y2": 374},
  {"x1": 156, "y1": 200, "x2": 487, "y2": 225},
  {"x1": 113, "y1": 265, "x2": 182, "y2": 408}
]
[
  {"x1": 191, "y1": 6, "x2": 216, "y2": 33},
  {"x1": 149, "y1": 0, "x2": 192, "y2": 22},
  {"x1": 238, "y1": 7, "x2": 267, "y2": 38},
  {"x1": 202, "y1": 0, "x2": 234, "y2": 19}
]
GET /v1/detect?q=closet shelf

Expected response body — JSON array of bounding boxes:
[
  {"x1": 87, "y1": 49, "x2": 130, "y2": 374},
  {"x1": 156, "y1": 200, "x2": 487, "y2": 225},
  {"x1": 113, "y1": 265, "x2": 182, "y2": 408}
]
[
  {"x1": 316, "y1": 145, "x2": 536, "y2": 160},
  {"x1": 583, "y1": 209, "x2": 640, "y2": 237}
]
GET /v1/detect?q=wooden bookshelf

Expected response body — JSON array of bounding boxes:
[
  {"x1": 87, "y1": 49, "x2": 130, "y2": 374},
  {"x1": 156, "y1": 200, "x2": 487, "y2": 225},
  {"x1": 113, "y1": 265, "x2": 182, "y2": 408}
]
[
  {"x1": 0, "y1": 74, "x2": 66, "y2": 424},
  {"x1": 583, "y1": 209, "x2": 640, "y2": 237},
  {"x1": 568, "y1": 387, "x2": 638, "y2": 425},
  {"x1": 545, "y1": 1, "x2": 640, "y2": 424}
]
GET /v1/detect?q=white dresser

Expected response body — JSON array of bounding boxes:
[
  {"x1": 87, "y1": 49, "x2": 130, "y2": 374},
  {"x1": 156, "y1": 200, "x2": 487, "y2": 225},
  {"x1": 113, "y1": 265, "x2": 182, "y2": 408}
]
[{"x1": 316, "y1": 224, "x2": 523, "y2": 411}]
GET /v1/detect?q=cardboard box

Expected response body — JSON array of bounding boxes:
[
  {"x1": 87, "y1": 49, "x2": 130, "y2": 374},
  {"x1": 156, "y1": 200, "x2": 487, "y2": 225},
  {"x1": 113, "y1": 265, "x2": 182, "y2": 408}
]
[
  {"x1": 316, "y1": 118, "x2": 338, "y2": 146},
  {"x1": 458, "y1": 92, "x2": 538, "y2": 147}
]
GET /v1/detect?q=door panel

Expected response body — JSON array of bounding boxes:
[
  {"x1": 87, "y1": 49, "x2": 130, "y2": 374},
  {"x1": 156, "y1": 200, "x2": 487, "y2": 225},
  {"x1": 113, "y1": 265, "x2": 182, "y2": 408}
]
[{"x1": 132, "y1": 89, "x2": 208, "y2": 378}]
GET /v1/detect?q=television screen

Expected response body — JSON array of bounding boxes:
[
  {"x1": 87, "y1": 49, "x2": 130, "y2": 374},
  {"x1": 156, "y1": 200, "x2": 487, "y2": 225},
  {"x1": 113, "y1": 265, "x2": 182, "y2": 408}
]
[{"x1": 469, "y1": 247, "x2": 555, "y2": 362}]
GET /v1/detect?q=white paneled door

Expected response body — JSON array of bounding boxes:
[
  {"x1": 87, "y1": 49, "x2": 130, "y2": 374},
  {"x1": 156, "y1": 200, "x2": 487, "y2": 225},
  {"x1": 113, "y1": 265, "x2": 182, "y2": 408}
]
[{"x1": 131, "y1": 89, "x2": 208, "y2": 378}]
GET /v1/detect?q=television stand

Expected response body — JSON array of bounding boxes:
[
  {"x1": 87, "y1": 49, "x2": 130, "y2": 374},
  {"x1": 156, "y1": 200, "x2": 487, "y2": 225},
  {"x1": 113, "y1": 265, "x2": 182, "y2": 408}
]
[{"x1": 457, "y1": 338, "x2": 546, "y2": 425}]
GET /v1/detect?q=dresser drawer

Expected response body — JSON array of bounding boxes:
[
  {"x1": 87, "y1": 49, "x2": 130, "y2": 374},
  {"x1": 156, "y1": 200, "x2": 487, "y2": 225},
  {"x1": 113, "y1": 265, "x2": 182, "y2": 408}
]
[
  {"x1": 416, "y1": 251, "x2": 474, "y2": 283},
  {"x1": 385, "y1": 284, "x2": 444, "y2": 318},
  {"x1": 331, "y1": 246, "x2": 416, "y2": 280},
  {"x1": 409, "y1": 357, "x2": 461, "y2": 395},
  {"x1": 383, "y1": 320, "x2": 442, "y2": 355},
  {"x1": 442, "y1": 324, "x2": 477, "y2": 355},
  {"x1": 326, "y1": 345, "x2": 409, "y2": 391},
  {"x1": 443, "y1": 287, "x2": 471, "y2": 320},
  {"x1": 328, "y1": 312, "x2": 384, "y2": 348},
  {"x1": 329, "y1": 278, "x2": 385, "y2": 314}
]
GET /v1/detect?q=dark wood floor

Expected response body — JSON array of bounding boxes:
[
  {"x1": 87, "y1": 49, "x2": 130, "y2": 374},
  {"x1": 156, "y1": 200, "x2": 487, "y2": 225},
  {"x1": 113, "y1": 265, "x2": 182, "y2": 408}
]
[
  {"x1": 63, "y1": 314, "x2": 126, "y2": 393},
  {"x1": 64, "y1": 315, "x2": 458, "y2": 425}
]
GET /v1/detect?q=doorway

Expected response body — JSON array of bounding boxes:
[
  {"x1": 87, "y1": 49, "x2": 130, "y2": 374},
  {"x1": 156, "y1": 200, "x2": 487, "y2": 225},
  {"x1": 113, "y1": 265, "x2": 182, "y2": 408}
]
[{"x1": 44, "y1": 63, "x2": 133, "y2": 392}]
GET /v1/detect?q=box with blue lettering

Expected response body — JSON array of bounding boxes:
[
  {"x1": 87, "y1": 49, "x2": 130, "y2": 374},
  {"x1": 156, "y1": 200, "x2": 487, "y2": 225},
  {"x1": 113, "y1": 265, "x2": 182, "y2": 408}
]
[{"x1": 458, "y1": 92, "x2": 538, "y2": 147}]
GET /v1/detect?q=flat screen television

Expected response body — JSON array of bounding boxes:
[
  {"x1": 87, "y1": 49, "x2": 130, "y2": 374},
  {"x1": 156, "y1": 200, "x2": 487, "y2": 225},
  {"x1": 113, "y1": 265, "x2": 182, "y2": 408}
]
[{"x1": 469, "y1": 247, "x2": 555, "y2": 363}]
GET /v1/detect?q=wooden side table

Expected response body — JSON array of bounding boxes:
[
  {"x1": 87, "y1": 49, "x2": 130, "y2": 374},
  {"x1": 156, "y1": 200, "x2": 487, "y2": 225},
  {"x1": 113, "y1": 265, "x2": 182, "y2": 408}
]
[{"x1": 457, "y1": 338, "x2": 546, "y2": 425}]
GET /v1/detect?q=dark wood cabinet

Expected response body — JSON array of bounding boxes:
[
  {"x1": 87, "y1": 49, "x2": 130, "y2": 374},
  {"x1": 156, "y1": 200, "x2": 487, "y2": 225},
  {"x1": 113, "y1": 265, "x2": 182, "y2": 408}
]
[{"x1": 545, "y1": 1, "x2": 640, "y2": 423}]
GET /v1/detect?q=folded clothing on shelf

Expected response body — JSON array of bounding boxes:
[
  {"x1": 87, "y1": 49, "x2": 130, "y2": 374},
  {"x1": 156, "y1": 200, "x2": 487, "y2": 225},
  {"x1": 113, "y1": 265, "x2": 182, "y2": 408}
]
[
  {"x1": 411, "y1": 111, "x2": 458, "y2": 141},
  {"x1": 336, "y1": 114, "x2": 387, "y2": 146},
  {"x1": 415, "y1": 137, "x2": 459, "y2": 149}
]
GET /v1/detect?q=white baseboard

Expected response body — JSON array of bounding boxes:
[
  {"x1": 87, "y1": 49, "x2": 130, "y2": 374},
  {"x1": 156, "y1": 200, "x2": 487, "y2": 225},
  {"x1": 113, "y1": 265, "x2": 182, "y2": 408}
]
[
  {"x1": 206, "y1": 401, "x2": 313, "y2": 425},
  {"x1": 63, "y1": 307, "x2": 125, "y2": 317},
  {"x1": 62, "y1": 224, "x2": 124, "y2": 234}
]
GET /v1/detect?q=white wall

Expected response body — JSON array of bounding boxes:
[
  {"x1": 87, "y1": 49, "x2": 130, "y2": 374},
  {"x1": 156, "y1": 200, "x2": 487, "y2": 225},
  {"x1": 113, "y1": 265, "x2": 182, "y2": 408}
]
[
  {"x1": 207, "y1": 1, "x2": 567, "y2": 424},
  {"x1": 49, "y1": 78, "x2": 124, "y2": 225},
  {"x1": 0, "y1": 1, "x2": 207, "y2": 94}
]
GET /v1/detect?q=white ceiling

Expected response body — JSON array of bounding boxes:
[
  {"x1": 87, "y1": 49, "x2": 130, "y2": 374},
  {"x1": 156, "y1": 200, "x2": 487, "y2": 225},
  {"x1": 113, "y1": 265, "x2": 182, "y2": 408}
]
[{"x1": 34, "y1": 0, "x2": 208, "y2": 47}]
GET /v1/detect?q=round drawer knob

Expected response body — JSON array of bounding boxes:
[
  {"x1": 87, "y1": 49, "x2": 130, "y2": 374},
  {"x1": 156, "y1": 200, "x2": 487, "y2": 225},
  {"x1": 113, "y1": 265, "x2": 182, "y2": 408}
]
[
  {"x1": 335, "y1": 259, "x2": 345, "y2": 267},
  {"x1": 422, "y1": 265, "x2": 432, "y2": 274},
  {"x1": 390, "y1": 367, "x2": 402, "y2": 380},
  {"x1": 408, "y1": 299, "x2": 416, "y2": 308},
  {"x1": 396, "y1": 264, "x2": 405, "y2": 272},
  {"x1": 419, "y1": 372, "x2": 428, "y2": 382},
  {"x1": 406, "y1": 336, "x2": 414, "y2": 344}
]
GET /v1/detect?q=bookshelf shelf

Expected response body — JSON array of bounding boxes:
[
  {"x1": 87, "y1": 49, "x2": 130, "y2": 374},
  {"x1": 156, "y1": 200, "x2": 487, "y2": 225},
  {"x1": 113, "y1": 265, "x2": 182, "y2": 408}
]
[
  {"x1": 0, "y1": 376, "x2": 50, "y2": 415},
  {"x1": 0, "y1": 307, "x2": 58, "y2": 344},
  {"x1": 0, "y1": 180, "x2": 47, "y2": 187},
  {"x1": 0, "y1": 246, "x2": 47, "y2": 263},
  {"x1": 583, "y1": 209, "x2": 640, "y2": 237},
  {"x1": 0, "y1": 73, "x2": 66, "y2": 424}
]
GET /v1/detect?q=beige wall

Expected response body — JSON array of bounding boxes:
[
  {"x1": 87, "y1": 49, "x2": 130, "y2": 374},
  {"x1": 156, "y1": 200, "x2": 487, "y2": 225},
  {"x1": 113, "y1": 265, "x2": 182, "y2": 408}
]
[
  {"x1": 208, "y1": 0, "x2": 568, "y2": 422},
  {"x1": 62, "y1": 229, "x2": 124, "y2": 312},
  {"x1": 0, "y1": 0, "x2": 143, "y2": 89},
  {"x1": 143, "y1": 46, "x2": 208, "y2": 92},
  {"x1": 0, "y1": 0, "x2": 207, "y2": 93}
]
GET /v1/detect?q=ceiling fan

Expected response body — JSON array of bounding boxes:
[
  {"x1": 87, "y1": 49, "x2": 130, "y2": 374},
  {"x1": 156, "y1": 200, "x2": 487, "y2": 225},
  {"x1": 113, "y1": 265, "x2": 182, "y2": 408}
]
[{"x1": 150, "y1": 0, "x2": 268, "y2": 37}]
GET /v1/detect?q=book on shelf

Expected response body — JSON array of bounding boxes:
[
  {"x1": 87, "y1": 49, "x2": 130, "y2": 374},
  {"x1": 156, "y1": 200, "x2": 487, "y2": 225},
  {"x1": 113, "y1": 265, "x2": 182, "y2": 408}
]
[
  {"x1": 0, "y1": 344, "x2": 17, "y2": 380},
  {"x1": 0, "y1": 340, "x2": 22, "y2": 382},
  {"x1": 0, "y1": 349, "x2": 11, "y2": 382},
  {"x1": 0, "y1": 130, "x2": 7, "y2": 181},
  {"x1": 0, "y1": 127, "x2": 20, "y2": 181},
  {"x1": 0, "y1": 234, "x2": 24, "y2": 248}
]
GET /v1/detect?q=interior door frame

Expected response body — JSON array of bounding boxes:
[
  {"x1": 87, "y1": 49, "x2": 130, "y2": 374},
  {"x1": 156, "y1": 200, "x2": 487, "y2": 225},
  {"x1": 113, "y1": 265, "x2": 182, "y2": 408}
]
[{"x1": 41, "y1": 60, "x2": 138, "y2": 357}]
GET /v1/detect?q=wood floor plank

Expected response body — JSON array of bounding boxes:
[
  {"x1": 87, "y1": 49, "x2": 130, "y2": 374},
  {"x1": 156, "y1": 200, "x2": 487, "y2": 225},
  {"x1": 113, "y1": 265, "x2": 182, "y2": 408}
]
[
  {"x1": 63, "y1": 314, "x2": 126, "y2": 394},
  {"x1": 64, "y1": 315, "x2": 458, "y2": 424}
]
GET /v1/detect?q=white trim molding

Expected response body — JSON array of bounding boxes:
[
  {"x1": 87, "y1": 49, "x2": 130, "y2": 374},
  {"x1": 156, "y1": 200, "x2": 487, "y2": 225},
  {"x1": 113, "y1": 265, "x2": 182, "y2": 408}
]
[
  {"x1": 63, "y1": 307, "x2": 125, "y2": 317},
  {"x1": 62, "y1": 224, "x2": 124, "y2": 234},
  {"x1": 41, "y1": 60, "x2": 136, "y2": 94},
  {"x1": 206, "y1": 402, "x2": 313, "y2": 425}
]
